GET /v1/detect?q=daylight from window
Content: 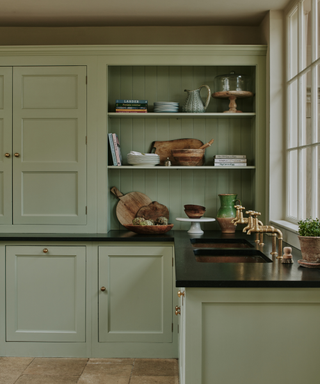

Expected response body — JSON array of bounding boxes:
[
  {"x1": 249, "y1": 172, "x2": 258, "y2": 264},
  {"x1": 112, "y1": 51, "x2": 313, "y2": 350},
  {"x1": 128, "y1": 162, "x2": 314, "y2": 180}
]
[{"x1": 287, "y1": 0, "x2": 320, "y2": 223}]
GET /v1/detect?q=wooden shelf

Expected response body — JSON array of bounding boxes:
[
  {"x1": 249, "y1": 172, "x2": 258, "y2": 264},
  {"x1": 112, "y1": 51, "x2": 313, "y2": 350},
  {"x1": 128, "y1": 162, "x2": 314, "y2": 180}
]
[
  {"x1": 108, "y1": 112, "x2": 256, "y2": 118},
  {"x1": 108, "y1": 166, "x2": 255, "y2": 170}
]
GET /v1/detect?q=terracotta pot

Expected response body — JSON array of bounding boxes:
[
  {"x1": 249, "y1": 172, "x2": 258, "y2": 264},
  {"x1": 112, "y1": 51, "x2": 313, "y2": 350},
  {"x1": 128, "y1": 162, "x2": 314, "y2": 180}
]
[{"x1": 298, "y1": 236, "x2": 320, "y2": 263}]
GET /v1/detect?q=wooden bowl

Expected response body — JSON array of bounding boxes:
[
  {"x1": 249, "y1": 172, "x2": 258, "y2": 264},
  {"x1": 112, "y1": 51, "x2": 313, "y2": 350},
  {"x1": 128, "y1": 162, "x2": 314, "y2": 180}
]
[
  {"x1": 124, "y1": 224, "x2": 174, "y2": 234},
  {"x1": 172, "y1": 149, "x2": 205, "y2": 166},
  {"x1": 184, "y1": 204, "x2": 206, "y2": 218}
]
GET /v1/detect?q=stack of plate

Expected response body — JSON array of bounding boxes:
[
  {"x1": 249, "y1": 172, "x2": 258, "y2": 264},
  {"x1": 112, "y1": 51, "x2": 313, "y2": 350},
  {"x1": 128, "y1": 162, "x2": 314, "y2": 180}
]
[
  {"x1": 154, "y1": 101, "x2": 179, "y2": 113},
  {"x1": 127, "y1": 152, "x2": 160, "y2": 167}
]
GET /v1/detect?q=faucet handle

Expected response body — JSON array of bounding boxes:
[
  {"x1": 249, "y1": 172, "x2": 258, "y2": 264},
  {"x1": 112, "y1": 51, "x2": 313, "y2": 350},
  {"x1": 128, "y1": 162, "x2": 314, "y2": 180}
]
[
  {"x1": 245, "y1": 210, "x2": 255, "y2": 216},
  {"x1": 252, "y1": 211, "x2": 261, "y2": 218}
]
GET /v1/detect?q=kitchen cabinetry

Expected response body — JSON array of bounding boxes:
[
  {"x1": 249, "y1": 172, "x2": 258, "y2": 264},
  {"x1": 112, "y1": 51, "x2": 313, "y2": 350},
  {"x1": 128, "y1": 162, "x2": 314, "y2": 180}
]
[
  {"x1": 6, "y1": 245, "x2": 86, "y2": 342},
  {"x1": 107, "y1": 49, "x2": 266, "y2": 230},
  {"x1": 178, "y1": 287, "x2": 320, "y2": 384},
  {"x1": 0, "y1": 66, "x2": 87, "y2": 226},
  {"x1": 98, "y1": 245, "x2": 173, "y2": 343}
]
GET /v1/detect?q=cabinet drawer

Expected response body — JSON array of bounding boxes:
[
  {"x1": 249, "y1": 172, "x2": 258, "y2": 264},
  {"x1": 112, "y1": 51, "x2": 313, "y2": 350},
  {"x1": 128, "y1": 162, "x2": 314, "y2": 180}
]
[{"x1": 6, "y1": 246, "x2": 86, "y2": 342}]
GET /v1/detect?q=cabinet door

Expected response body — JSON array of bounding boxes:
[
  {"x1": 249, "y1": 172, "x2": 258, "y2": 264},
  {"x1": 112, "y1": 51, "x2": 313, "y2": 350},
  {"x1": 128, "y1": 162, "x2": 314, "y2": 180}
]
[
  {"x1": 99, "y1": 246, "x2": 173, "y2": 343},
  {"x1": 6, "y1": 245, "x2": 86, "y2": 342},
  {"x1": 12, "y1": 66, "x2": 87, "y2": 225},
  {"x1": 0, "y1": 67, "x2": 12, "y2": 224}
]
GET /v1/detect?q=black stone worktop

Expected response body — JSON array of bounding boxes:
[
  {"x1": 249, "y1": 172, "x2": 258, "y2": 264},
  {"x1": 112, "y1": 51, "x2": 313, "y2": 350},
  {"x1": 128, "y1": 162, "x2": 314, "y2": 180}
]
[{"x1": 0, "y1": 230, "x2": 319, "y2": 288}]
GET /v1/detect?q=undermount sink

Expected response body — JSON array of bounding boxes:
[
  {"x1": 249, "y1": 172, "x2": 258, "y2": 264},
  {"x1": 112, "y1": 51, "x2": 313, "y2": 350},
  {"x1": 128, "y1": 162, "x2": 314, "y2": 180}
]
[
  {"x1": 190, "y1": 238, "x2": 254, "y2": 249},
  {"x1": 193, "y1": 248, "x2": 272, "y2": 263}
]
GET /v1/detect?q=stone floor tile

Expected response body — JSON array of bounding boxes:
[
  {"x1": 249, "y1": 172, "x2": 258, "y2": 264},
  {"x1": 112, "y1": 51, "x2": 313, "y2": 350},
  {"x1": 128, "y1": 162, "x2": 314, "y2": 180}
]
[
  {"x1": 0, "y1": 357, "x2": 34, "y2": 375},
  {"x1": 0, "y1": 372, "x2": 21, "y2": 384},
  {"x1": 88, "y1": 358, "x2": 134, "y2": 365},
  {"x1": 132, "y1": 359, "x2": 179, "y2": 377},
  {"x1": 23, "y1": 357, "x2": 88, "y2": 376},
  {"x1": 130, "y1": 376, "x2": 179, "y2": 384},
  {"x1": 77, "y1": 373, "x2": 130, "y2": 384},
  {"x1": 82, "y1": 361, "x2": 132, "y2": 376},
  {"x1": 15, "y1": 374, "x2": 80, "y2": 384}
]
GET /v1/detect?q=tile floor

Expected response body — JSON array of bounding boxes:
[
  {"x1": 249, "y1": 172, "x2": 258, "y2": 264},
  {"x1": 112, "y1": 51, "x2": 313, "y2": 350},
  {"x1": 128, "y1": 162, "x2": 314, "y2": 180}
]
[{"x1": 0, "y1": 357, "x2": 179, "y2": 384}]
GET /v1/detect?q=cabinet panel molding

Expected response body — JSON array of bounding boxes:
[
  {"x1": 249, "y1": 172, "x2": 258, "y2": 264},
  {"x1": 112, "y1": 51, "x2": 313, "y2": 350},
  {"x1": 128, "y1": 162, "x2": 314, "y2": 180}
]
[
  {"x1": 99, "y1": 246, "x2": 173, "y2": 343},
  {"x1": 6, "y1": 245, "x2": 86, "y2": 342}
]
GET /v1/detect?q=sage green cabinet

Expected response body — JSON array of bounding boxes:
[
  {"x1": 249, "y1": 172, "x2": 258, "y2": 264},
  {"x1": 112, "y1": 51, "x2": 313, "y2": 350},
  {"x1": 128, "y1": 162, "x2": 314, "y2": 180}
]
[
  {"x1": 0, "y1": 67, "x2": 13, "y2": 225},
  {"x1": 98, "y1": 245, "x2": 173, "y2": 343},
  {"x1": 0, "y1": 66, "x2": 87, "y2": 226},
  {"x1": 179, "y1": 287, "x2": 320, "y2": 384},
  {"x1": 6, "y1": 245, "x2": 86, "y2": 342}
]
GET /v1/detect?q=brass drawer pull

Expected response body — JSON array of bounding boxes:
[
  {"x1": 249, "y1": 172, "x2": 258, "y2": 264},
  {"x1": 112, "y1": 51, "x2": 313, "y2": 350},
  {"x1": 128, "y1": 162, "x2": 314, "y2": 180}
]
[
  {"x1": 5, "y1": 153, "x2": 10, "y2": 158},
  {"x1": 43, "y1": 248, "x2": 48, "y2": 253},
  {"x1": 100, "y1": 286, "x2": 106, "y2": 292},
  {"x1": 175, "y1": 306, "x2": 181, "y2": 315},
  {"x1": 177, "y1": 290, "x2": 185, "y2": 298},
  {"x1": 14, "y1": 153, "x2": 20, "y2": 157}
]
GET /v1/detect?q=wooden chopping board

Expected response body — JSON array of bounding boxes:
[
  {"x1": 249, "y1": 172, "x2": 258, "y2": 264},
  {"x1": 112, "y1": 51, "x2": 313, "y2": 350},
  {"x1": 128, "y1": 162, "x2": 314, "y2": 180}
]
[
  {"x1": 136, "y1": 201, "x2": 169, "y2": 222},
  {"x1": 151, "y1": 138, "x2": 204, "y2": 165},
  {"x1": 110, "y1": 186, "x2": 152, "y2": 226}
]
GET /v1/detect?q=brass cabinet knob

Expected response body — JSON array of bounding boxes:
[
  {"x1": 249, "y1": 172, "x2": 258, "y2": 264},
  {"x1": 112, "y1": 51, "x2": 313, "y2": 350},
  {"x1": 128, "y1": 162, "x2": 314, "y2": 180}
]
[
  {"x1": 100, "y1": 286, "x2": 106, "y2": 291},
  {"x1": 43, "y1": 248, "x2": 48, "y2": 253},
  {"x1": 5, "y1": 153, "x2": 10, "y2": 157},
  {"x1": 177, "y1": 290, "x2": 185, "y2": 298},
  {"x1": 175, "y1": 306, "x2": 181, "y2": 315},
  {"x1": 14, "y1": 153, "x2": 20, "y2": 157}
]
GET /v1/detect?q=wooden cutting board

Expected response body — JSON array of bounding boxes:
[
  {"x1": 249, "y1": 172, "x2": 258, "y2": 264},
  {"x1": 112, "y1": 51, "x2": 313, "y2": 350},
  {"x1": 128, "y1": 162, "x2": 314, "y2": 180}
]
[
  {"x1": 110, "y1": 187, "x2": 152, "y2": 226},
  {"x1": 151, "y1": 138, "x2": 204, "y2": 165},
  {"x1": 136, "y1": 201, "x2": 169, "y2": 222}
]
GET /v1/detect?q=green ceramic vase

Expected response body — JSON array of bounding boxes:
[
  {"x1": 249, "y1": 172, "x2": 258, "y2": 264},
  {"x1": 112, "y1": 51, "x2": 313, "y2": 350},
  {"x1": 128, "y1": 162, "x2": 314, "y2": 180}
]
[{"x1": 216, "y1": 193, "x2": 241, "y2": 233}]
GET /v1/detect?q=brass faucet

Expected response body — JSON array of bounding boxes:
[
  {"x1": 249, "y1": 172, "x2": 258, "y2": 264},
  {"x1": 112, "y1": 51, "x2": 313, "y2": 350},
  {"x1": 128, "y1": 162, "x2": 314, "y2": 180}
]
[
  {"x1": 246, "y1": 212, "x2": 283, "y2": 259},
  {"x1": 233, "y1": 206, "x2": 262, "y2": 244}
]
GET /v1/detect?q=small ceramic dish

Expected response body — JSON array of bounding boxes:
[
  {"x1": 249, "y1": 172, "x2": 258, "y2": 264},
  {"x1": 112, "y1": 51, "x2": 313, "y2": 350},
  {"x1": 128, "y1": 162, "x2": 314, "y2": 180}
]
[{"x1": 184, "y1": 204, "x2": 206, "y2": 219}]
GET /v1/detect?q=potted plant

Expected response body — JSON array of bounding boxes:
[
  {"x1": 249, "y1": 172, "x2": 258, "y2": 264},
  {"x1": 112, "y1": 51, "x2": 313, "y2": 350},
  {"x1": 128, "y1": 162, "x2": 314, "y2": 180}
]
[{"x1": 298, "y1": 218, "x2": 320, "y2": 263}]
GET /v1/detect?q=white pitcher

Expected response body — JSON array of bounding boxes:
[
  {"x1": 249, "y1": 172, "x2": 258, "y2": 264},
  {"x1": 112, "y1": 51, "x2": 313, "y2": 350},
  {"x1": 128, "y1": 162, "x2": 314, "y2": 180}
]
[{"x1": 183, "y1": 85, "x2": 211, "y2": 113}]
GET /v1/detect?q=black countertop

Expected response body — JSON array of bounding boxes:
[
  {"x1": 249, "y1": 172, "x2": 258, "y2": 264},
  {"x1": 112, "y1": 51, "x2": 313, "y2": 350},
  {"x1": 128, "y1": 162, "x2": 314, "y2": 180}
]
[{"x1": 0, "y1": 230, "x2": 319, "y2": 288}]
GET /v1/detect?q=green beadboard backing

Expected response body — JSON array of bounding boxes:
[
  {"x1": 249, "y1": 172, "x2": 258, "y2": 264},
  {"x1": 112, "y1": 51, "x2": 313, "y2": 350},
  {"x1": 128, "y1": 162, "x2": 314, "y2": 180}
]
[{"x1": 107, "y1": 64, "x2": 261, "y2": 230}]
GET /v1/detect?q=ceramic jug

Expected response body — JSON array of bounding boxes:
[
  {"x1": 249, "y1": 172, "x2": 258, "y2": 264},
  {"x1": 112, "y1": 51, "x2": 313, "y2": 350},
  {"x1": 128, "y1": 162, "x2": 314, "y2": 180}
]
[
  {"x1": 216, "y1": 193, "x2": 241, "y2": 234},
  {"x1": 183, "y1": 85, "x2": 211, "y2": 113}
]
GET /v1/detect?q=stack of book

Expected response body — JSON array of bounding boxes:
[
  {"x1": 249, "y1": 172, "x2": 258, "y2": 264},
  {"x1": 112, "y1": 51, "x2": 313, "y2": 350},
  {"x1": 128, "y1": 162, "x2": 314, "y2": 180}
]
[
  {"x1": 213, "y1": 155, "x2": 247, "y2": 167},
  {"x1": 108, "y1": 133, "x2": 122, "y2": 166},
  {"x1": 115, "y1": 99, "x2": 148, "y2": 113}
]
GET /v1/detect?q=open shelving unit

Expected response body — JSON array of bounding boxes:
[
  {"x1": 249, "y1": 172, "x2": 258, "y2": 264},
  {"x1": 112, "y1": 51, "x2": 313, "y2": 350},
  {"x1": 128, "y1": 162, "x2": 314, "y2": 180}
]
[{"x1": 106, "y1": 48, "x2": 266, "y2": 231}]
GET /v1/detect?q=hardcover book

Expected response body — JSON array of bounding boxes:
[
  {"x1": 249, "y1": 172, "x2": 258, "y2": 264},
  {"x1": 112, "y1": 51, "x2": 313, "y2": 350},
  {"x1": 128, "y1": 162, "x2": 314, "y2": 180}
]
[
  {"x1": 116, "y1": 99, "x2": 148, "y2": 104},
  {"x1": 214, "y1": 158, "x2": 247, "y2": 163},
  {"x1": 112, "y1": 133, "x2": 122, "y2": 166},
  {"x1": 214, "y1": 162, "x2": 247, "y2": 166},
  {"x1": 115, "y1": 109, "x2": 148, "y2": 113},
  {"x1": 108, "y1": 133, "x2": 117, "y2": 166},
  {"x1": 214, "y1": 155, "x2": 246, "y2": 159}
]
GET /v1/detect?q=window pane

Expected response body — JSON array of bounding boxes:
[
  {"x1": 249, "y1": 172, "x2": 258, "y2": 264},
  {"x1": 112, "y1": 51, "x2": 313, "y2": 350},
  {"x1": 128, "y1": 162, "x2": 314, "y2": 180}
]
[
  {"x1": 318, "y1": 146, "x2": 320, "y2": 218},
  {"x1": 318, "y1": 0, "x2": 320, "y2": 59},
  {"x1": 289, "y1": 7, "x2": 299, "y2": 78},
  {"x1": 305, "y1": 147, "x2": 313, "y2": 218},
  {"x1": 303, "y1": 0, "x2": 312, "y2": 69},
  {"x1": 304, "y1": 70, "x2": 312, "y2": 145},
  {"x1": 288, "y1": 150, "x2": 298, "y2": 218},
  {"x1": 288, "y1": 80, "x2": 298, "y2": 148}
]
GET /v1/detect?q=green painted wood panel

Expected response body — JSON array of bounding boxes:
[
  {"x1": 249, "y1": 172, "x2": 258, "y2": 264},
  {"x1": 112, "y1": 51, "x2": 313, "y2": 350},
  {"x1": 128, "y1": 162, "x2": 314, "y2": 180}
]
[
  {"x1": 0, "y1": 67, "x2": 12, "y2": 225},
  {"x1": 107, "y1": 63, "x2": 263, "y2": 229},
  {"x1": 12, "y1": 66, "x2": 87, "y2": 225},
  {"x1": 181, "y1": 288, "x2": 320, "y2": 384},
  {"x1": 6, "y1": 245, "x2": 86, "y2": 342},
  {"x1": 98, "y1": 245, "x2": 173, "y2": 343}
]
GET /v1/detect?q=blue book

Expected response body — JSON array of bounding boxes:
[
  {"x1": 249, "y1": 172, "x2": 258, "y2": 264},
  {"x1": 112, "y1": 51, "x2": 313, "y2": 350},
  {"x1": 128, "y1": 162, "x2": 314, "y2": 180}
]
[
  {"x1": 116, "y1": 99, "x2": 148, "y2": 104},
  {"x1": 108, "y1": 133, "x2": 117, "y2": 166}
]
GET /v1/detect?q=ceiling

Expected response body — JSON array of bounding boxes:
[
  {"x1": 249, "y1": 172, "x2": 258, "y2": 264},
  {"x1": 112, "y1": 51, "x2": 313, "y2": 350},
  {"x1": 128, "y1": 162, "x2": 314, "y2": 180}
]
[{"x1": 1, "y1": 0, "x2": 290, "y2": 27}]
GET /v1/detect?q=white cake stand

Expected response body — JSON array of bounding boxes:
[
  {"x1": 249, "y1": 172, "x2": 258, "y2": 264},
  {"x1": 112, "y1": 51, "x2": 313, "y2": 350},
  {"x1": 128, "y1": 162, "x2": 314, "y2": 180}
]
[{"x1": 175, "y1": 217, "x2": 216, "y2": 234}]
